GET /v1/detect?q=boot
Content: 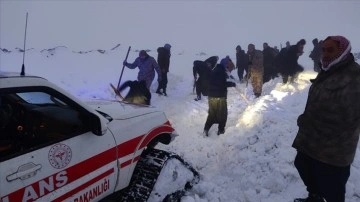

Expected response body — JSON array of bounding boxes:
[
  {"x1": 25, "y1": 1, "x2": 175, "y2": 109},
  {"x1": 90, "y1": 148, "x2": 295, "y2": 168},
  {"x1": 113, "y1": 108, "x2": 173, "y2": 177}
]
[
  {"x1": 156, "y1": 88, "x2": 162, "y2": 95},
  {"x1": 194, "y1": 95, "x2": 201, "y2": 101},
  {"x1": 163, "y1": 89, "x2": 167, "y2": 96},
  {"x1": 203, "y1": 130, "x2": 209, "y2": 137},
  {"x1": 294, "y1": 193, "x2": 326, "y2": 202},
  {"x1": 217, "y1": 129, "x2": 225, "y2": 135}
]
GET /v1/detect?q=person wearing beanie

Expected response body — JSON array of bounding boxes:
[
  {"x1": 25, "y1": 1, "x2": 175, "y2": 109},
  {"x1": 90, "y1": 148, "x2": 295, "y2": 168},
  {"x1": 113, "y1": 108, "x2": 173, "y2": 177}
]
[
  {"x1": 164, "y1": 43, "x2": 171, "y2": 50},
  {"x1": 293, "y1": 36, "x2": 360, "y2": 202},
  {"x1": 247, "y1": 43, "x2": 264, "y2": 98},
  {"x1": 123, "y1": 50, "x2": 162, "y2": 90},
  {"x1": 235, "y1": 45, "x2": 249, "y2": 83},
  {"x1": 156, "y1": 43, "x2": 172, "y2": 96},
  {"x1": 203, "y1": 57, "x2": 236, "y2": 137}
]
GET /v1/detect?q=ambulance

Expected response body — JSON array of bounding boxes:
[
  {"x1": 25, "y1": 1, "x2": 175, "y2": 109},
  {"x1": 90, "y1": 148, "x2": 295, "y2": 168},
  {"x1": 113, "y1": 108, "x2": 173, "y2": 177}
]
[{"x1": 0, "y1": 72, "x2": 179, "y2": 202}]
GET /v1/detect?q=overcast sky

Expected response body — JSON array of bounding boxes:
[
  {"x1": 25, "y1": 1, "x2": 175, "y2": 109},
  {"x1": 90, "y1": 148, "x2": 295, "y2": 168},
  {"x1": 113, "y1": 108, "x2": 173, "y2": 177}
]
[{"x1": 1, "y1": 0, "x2": 360, "y2": 55}]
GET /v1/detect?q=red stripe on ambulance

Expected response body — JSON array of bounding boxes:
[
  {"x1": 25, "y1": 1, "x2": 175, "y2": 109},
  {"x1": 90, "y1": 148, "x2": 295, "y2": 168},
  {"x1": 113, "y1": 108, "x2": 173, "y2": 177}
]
[
  {"x1": 53, "y1": 168, "x2": 114, "y2": 202},
  {"x1": 139, "y1": 125, "x2": 175, "y2": 148},
  {"x1": 2, "y1": 124, "x2": 172, "y2": 202}
]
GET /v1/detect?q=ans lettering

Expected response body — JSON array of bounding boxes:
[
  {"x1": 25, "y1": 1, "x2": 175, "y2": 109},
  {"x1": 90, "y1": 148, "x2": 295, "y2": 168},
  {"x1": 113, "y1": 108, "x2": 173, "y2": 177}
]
[{"x1": 23, "y1": 171, "x2": 68, "y2": 201}]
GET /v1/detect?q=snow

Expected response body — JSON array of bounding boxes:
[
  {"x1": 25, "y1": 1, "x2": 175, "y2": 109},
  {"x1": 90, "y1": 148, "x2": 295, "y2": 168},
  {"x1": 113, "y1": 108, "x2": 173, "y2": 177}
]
[
  {"x1": 150, "y1": 158, "x2": 196, "y2": 202},
  {"x1": 1, "y1": 1, "x2": 360, "y2": 202},
  {"x1": 1, "y1": 46, "x2": 360, "y2": 202}
]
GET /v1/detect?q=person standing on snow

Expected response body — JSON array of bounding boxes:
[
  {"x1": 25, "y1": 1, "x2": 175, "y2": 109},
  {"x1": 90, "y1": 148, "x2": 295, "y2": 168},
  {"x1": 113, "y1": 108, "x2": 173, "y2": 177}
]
[
  {"x1": 262, "y1": 42, "x2": 278, "y2": 83},
  {"x1": 309, "y1": 38, "x2": 322, "y2": 73},
  {"x1": 156, "y1": 43, "x2": 171, "y2": 96},
  {"x1": 276, "y1": 39, "x2": 306, "y2": 84},
  {"x1": 235, "y1": 45, "x2": 249, "y2": 83},
  {"x1": 293, "y1": 36, "x2": 360, "y2": 202},
  {"x1": 203, "y1": 57, "x2": 236, "y2": 136},
  {"x1": 123, "y1": 50, "x2": 162, "y2": 90},
  {"x1": 247, "y1": 43, "x2": 264, "y2": 98}
]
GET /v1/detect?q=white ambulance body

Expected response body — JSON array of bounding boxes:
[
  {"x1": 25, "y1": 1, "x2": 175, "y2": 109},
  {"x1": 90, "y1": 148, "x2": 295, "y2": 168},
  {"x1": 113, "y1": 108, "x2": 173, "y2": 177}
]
[{"x1": 0, "y1": 72, "x2": 177, "y2": 202}]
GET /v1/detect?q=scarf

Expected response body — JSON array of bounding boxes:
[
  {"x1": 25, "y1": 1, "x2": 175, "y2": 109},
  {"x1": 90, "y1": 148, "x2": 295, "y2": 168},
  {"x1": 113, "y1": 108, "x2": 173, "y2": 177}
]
[{"x1": 321, "y1": 36, "x2": 351, "y2": 71}]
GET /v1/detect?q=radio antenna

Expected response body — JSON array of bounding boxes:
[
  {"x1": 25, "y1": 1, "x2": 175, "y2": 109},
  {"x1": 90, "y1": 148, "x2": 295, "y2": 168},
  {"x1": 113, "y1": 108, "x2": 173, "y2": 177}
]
[{"x1": 21, "y1": 12, "x2": 28, "y2": 76}]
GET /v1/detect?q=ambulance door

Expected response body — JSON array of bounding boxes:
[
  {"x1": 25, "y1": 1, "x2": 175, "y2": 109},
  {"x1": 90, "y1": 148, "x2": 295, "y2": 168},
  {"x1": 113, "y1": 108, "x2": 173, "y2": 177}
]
[{"x1": 0, "y1": 88, "x2": 118, "y2": 202}]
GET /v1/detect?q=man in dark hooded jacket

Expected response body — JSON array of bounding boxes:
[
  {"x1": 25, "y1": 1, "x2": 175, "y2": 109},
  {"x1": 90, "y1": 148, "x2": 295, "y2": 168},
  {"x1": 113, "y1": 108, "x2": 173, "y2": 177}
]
[
  {"x1": 118, "y1": 80, "x2": 151, "y2": 105},
  {"x1": 293, "y1": 36, "x2": 360, "y2": 202},
  {"x1": 203, "y1": 57, "x2": 236, "y2": 136},
  {"x1": 156, "y1": 43, "x2": 171, "y2": 96},
  {"x1": 193, "y1": 56, "x2": 218, "y2": 101},
  {"x1": 262, "y1": 42, "x2": 278, "y2": 83},
  {"x1": 275, "y1": 39, "x2": 306, "y2": 84},
  {"x1": 309, "y1": 38, "x2": 322, "y2": 73},
  {"x1": 235, "y1": 45, "x2": 249, "y2": 83}
]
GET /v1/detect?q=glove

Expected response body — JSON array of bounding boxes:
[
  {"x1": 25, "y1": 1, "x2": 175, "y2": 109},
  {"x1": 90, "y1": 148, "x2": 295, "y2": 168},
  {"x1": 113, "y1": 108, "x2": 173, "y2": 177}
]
[{"x1": 123, "y1": 61, "x2": 128, "y2": 66}]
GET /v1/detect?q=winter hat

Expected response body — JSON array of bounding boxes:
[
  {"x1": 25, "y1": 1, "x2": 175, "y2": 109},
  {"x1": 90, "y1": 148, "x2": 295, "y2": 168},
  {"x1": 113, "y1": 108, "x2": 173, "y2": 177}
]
[
  {"x1": 297, "y1": 39, "x2": 306, "y2": 46},
  {"x1": 139, "y1": 50, "x2": 148, "y2": 57},
  {"x1": 205, "y1": 56, "x2": 219, "y2": 68},
  {"x1": 312, "y1": 38, "x2": 318, "y2": 44},
  {"x1": 236, "y1": 45, "x2": 241, "y2": 51},
  {"x1": 164, "y1": 43, "x2": 171, "y2": 50},
  {"x1": 296, "y1": 39, "x2": 306, "y2": 55},
  {"x1": 321, "y1": 35, "x2": 351, "y2": 71},
  {"x1": 220, "y1": 57, "x2": 231, "y2": 68},
  {"x1": 248, "y1": 44, "x2": 255, "y2": 49}
]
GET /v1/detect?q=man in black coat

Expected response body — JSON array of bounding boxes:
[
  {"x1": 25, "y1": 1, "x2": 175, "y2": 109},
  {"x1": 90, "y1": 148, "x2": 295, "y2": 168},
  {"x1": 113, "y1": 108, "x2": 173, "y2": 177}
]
[
  {"x1": 156, "y1": 43, "x2": 171, "y2": 96},
  {"x1": 235, "y1": 45, "x2": 249, "y2": 83},
  {"x1": 275, "y1": 39, "x2": 306, "y2": 84},
  {"x1": 118, "y1": 80, "x2": 151, "y2": 105},
  {"x1": 262, "y1": 42, "x2": 278, "y2": 83},
  {"x1": 203, "y1": 57, "x2": 236, "y2": 136},
  {"x1": 309, "y1": 38, "x2": 322, "y2": 73},
  {"x1": 193, "y1": 56, "x2": 218, "y2": 101}
]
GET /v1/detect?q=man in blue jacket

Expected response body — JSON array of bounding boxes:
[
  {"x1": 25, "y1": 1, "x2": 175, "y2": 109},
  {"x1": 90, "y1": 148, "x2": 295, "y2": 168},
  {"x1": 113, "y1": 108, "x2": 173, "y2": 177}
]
[{"x1": 124, "y1": 50, "x2": 162, "y2": 90}]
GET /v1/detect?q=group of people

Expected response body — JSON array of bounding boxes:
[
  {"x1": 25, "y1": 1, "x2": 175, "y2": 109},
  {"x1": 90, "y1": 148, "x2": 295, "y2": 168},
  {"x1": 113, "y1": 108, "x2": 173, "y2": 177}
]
[
  {"x1": 120, "y1": 43, "x2": 172, "y2": 105},
  {"x1": 118, "y1": 36, "x2": 360, "y2": 202},
  {"x1": 192, "y1": 36, "x2": 360, "y2": 202},
  {"x1": 194, "y1": 39, "x2": 310, "y2": 103},
  {"x1": 119, "y1": 38, "x2": 314, "y2": 106}
]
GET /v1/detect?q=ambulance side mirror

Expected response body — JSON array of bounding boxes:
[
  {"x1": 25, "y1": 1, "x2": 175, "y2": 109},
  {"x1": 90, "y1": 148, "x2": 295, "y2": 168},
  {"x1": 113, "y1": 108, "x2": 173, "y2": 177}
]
[{"x1": 88, "y1": 113, "x2": 104, "y2": 136}]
